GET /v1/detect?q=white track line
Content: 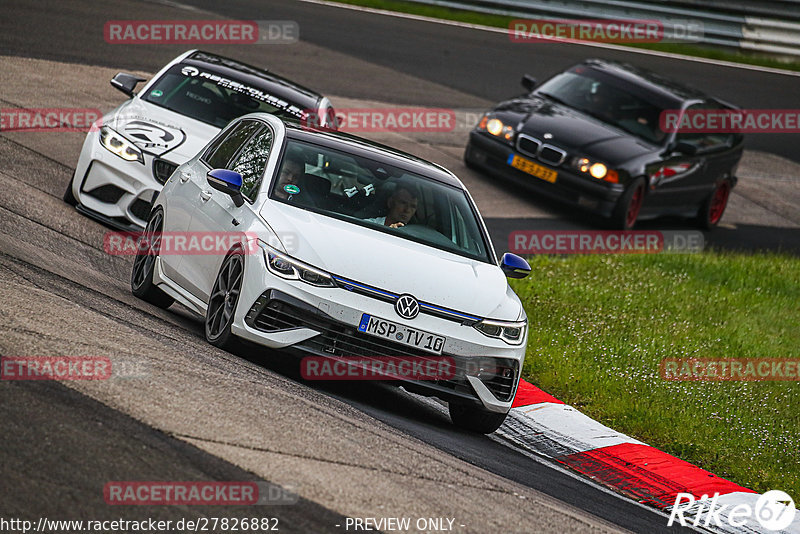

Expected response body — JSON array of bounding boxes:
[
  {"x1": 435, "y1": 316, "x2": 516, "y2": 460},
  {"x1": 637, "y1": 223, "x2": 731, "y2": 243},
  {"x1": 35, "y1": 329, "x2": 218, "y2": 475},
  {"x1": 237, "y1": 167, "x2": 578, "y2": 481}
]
[{"x1": 297, "y1": 0, "x2": 800, "y2": 77}]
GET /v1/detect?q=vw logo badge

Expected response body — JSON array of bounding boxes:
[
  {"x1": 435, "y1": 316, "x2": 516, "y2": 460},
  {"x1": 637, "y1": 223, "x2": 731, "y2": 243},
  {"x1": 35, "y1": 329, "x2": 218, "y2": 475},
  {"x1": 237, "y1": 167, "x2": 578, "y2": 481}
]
[
  {"x1": 543, "y1": 132, "x2": 553, "y2": 140},
  {"x1": 395, "y1": 294, "x2": 420, "y2": 320}
]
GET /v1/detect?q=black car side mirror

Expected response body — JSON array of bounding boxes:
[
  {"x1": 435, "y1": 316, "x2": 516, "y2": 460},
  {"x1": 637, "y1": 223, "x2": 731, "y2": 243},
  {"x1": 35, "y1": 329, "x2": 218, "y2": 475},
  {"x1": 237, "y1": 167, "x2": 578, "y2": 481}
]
[
  {"x1": 521, "y1": 74, "x2": 537, "y2": 92},
  {"x1": 110, "y1": 73, "x2": 147, "y2": 97},
  {"x1": 673, "y1": 141, "x2": 699, "y2": 156}
]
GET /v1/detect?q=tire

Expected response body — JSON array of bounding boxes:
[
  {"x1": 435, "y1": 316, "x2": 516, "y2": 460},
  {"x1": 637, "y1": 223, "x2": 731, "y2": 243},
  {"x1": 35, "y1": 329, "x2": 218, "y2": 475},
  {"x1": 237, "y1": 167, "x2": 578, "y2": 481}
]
[
  {"x1": 696, "y1": 179, "x2": 731, "y2": 230},
  {"x1": 610, "y1": 177, "x2": 645, "y2": 230},
  {"x1": 130, "y1": 208, "x2": 174, "y2": 309},
  {"x1": 205, "y1": 249, "x2": 245, "y2": 351},
  {"x1": 63, "y1": 178, "x2": 78, "y2": 206},
  {"x1": 448, "y1": 402, "x2": 508, "y2": 434}
]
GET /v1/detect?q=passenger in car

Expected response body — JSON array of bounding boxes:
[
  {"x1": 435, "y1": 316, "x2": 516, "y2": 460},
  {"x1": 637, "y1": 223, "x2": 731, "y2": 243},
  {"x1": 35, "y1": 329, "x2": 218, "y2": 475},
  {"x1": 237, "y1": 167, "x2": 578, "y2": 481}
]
[{"x1": 364, "y1": 185, "x2": 418, "y2": 228}]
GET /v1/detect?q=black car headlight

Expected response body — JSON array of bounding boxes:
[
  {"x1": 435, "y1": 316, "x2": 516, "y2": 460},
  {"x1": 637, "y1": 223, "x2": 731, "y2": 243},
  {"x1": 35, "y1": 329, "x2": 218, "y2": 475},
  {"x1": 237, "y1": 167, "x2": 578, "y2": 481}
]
[
  {"x1": 476, "y1": 114, "x2": 515, "y2": 141},
  {"x1": 571, "y1": 156, "x2": 618, "y2": 183},
  {"x1": 474, "y1": 318, "x2": 527, "y2": 345},
  {"x1": 260, "y1": 243, "x2": 336, "y2": 288},
  {"x1": 99, "y1": 126, "x2": 145, "y2": 164}
]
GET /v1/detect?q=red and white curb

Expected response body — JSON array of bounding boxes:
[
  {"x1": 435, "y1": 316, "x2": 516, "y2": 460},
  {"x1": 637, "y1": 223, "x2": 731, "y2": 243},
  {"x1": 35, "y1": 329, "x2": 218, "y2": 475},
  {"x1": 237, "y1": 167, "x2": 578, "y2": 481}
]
[{"x1": 497, "y1": 380, "x2": 800, "y2": 533}]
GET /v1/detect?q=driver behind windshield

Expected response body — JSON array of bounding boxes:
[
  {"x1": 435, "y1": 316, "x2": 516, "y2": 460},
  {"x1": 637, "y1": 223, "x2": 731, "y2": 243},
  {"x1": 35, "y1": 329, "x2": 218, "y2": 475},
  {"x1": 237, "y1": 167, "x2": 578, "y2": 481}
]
[{"x1": 364, "y1": 185, "x2": 418, "y2": 229}]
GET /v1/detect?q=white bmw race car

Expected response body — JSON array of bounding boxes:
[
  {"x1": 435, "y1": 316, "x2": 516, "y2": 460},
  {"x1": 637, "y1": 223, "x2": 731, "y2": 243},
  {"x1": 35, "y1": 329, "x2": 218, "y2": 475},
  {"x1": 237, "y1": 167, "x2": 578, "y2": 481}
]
[
  {"x1": 130, "y1": 112, "x2": 532, "y2": 433},
  {"x1": 65, "y1": 49, "x2": 335, "y2": 230}
]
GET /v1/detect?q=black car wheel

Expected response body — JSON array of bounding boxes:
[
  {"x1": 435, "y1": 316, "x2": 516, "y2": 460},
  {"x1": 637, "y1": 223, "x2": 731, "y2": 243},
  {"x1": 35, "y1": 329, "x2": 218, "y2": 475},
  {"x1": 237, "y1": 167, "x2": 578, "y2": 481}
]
[
  {"x1": 205, "y1": 249, "x2": 244, "y2": 350},
  {"x1": 130, "y1": 208, "x2": 175, "y2": 308},
  {"x1": 611, "y1": 178, "x2": 645, "y2": 230},
  {"x1": 697, "y1": 179, "x2": 731, "y2": 230},
  {"x1": 448, "y1": 402, "x2": 508, "y2": 434},
  {"x1": 63, "y1": 178, "x2": 78, "y2": 206}
]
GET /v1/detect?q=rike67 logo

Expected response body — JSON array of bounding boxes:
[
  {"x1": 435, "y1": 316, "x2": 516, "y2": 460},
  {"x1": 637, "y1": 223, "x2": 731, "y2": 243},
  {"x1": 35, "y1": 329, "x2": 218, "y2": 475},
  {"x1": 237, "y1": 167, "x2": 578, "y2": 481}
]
[{"x1": 668, "y1": 490, "x2": 797, "y2": 531}]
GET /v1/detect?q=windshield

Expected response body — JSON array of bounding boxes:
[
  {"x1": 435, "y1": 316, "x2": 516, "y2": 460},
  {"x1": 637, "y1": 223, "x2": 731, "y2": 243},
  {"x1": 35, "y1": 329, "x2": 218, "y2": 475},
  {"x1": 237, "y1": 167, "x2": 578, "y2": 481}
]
[
  {"x1": 537, "y1": 70, "x2": 667, "y2": 144},
  {"x1": 141, "y1": 64, "x2": 308, "y2": 128},
  {"x1": 270, "y1": 139, "x2": 492, "y2": 263}
]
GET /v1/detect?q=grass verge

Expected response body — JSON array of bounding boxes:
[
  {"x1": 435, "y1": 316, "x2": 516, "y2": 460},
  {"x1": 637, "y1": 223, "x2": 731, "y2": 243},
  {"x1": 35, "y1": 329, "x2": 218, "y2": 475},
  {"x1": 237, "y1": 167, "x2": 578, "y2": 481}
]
[
  {"x1": 330, "y1": 0, "x2": 800, "y2": 72},
  {"x1": 508, "y1": 251, "x2": 800, "y2": 497}
]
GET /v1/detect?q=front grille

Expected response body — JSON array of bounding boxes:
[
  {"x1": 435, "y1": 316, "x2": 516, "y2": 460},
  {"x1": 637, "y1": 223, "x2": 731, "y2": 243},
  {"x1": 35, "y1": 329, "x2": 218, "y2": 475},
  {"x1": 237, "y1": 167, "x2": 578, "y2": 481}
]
[
  {"x1": 153, "y1": 158, "x2": 178, "y2": 185},
  {"x1": 247, "y1": 296, "x2": 518, "y2": 402},
  {"x1": 517, "y1": 135, "x2": 541, "y2": 159},
  {"x1": 130, "y1": 198, "x2": 152, "y2": 221},
  {"x1": 85, "y1": 184, "x2": 125, "y2": 203},
  {"x1": 539, "y1": 145, "x2": 567, "y2": 166}
]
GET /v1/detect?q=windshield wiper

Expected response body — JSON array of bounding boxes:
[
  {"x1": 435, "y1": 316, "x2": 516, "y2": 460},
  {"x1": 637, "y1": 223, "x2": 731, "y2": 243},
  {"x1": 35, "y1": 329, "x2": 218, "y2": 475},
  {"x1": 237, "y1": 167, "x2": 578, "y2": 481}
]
[{"x1": 538, "y1": 91, "x2": 572, "y2": 108}]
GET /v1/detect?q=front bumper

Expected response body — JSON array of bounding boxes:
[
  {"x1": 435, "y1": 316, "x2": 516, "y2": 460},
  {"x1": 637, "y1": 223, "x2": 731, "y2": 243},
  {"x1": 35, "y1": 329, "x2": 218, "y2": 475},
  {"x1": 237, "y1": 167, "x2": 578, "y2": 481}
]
[
  {"x1": 70, "y1": 129, "x2": 174, "y2": 229},
  {"x1": 227, "y1": 252, "x2": 526, "y2": 413},
  {"x1": 466, "y1": 132, "x2": 624, "y2": 218}
]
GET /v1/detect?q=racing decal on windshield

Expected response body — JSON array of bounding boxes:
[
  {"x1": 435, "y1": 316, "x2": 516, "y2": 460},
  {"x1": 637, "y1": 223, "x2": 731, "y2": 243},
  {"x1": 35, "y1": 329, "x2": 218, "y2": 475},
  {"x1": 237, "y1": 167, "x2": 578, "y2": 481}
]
[
  {"x1": 122, "y1": 120, "x2": 187, "y2": 151},
  {"x1": 283, "y1": 184, "x2": 300, "y2": 195},
  {"x1": 180, "y1": 66, "x2": 304, "y2": 118}
]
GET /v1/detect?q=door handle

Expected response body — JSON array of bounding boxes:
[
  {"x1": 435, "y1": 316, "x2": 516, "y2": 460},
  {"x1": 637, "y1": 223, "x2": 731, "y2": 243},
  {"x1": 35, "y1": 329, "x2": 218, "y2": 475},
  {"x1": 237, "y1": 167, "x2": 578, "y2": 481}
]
[
  {"x1": 200, "y1": 190, "x2": 212, "y2": 202},
  {"x1": 180, "y1": 171, "x2": 192, "y2": 183}
]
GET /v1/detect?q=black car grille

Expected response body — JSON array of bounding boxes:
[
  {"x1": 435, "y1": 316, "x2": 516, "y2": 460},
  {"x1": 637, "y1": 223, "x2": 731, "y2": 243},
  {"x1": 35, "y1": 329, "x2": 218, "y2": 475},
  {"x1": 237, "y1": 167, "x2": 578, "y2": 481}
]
[
  {"x1": 130, "y1": 198, "x2": 152, "y2": 221},
  {"x1": 84, "y1": 184, "x2": 125, "y2": 203},
  {"x1": 153, "y1": 158, "x2": 178, "y2": 185},
  {"x1": 247, "y1": 296, "x2": 518, "y2": 402},
  {"x1": 516, "y1": 134, "x2": 567, "y2": 166},
  {"x1": 517, "y1": 136, "x2": 541, "y2": 159}
]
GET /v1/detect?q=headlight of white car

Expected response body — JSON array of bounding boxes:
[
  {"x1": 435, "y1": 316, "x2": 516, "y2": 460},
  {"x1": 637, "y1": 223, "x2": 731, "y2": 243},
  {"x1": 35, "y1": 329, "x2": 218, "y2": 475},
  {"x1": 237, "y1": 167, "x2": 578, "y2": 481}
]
[
  {"x1": 99, "y1": 126, "x2": 145, "y2": 164},
  {"x1": 261, "y1": 243, "x2": 336, "y2": 288},
  {"x1": 473, "y1": 319, "x2": 527, "y2": 345}
]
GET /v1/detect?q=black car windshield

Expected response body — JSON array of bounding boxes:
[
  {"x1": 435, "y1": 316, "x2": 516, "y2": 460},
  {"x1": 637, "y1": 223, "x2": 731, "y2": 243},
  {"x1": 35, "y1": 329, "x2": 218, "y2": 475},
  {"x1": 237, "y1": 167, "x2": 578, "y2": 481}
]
[
  {"x1": 537, "y1": 70, "x2": 668, "y2": 144},
  {"x1": 270, "y1": 139, "x2": 492, "y2": 263},
  {"x1": 142, "y1": 64, "x2": 308, "y2": 128}
]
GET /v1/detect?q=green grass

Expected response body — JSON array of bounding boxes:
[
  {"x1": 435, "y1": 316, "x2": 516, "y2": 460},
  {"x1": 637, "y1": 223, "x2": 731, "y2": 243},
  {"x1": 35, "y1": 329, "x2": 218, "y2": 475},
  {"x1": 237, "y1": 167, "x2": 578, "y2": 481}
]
[
  {"x1": 332, "y1": 0, "x2": 800, "y2": 72},
  {"x1": 508, "y1": 251, "x2": 800, "y2": 497}
]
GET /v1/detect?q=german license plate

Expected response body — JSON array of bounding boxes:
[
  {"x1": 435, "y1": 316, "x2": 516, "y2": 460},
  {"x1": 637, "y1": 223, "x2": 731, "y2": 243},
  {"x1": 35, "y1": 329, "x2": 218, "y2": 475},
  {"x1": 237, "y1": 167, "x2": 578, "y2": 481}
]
[
  {"x1": 358, "y1": 314, "x2": 445, "y2": 355},
  {"x1": 508, "y1": 154, "x2": 557, "y2": 183}
]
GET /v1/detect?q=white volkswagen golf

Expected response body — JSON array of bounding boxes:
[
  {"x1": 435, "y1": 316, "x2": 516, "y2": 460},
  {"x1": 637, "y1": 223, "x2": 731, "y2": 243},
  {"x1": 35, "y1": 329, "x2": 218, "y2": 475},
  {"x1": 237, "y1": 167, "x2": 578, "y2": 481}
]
[{"x1": 131, "y1": 113, "x2": 532, "y2": 433}]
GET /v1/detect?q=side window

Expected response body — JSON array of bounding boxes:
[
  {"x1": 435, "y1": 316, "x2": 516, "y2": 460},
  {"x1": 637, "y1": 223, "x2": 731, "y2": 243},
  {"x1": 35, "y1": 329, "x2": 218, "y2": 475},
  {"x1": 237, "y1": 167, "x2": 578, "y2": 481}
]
[
  {"x1": 229, "y1": 126, "x2": 274, "y2": 201},
  {"x1": 203, "y1": 120, "x2": 262, "y2": 170},
  {"x1": 677, "y1": 102, "x2": 734, "y2": 152}
]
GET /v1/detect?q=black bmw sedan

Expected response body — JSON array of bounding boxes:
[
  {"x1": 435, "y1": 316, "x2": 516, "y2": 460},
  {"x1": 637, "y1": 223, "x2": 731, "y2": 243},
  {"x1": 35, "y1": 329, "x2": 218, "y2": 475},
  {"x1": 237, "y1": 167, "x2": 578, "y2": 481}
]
[{"x1": 465, "y1": 59, "x2": 743, "y2": 229}]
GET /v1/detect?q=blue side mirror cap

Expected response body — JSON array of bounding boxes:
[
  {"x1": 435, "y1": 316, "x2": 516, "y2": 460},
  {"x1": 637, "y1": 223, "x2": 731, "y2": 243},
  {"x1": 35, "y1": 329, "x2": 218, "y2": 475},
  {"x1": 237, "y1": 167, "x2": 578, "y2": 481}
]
[
  {"x1": 207, "y1": 168, "x2": 243, "y2": 191},
  {"x1": 207, "y1": 169, "x2": 244, "y2": 207},
  {"x1": 500, "y1": 252, "x2": 531, "y2": 279}
]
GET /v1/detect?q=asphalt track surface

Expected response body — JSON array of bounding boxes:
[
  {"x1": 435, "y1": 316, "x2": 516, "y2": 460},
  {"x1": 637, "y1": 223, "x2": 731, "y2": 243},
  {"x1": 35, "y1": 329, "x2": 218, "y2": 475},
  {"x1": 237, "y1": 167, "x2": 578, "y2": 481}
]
[{"x1": 1, "y1": 0, "x2": 798, "y2": 533}]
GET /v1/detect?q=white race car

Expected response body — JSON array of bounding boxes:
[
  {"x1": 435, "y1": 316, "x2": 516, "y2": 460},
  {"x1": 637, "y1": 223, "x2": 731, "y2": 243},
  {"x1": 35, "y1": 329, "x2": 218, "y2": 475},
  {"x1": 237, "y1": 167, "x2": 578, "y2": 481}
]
[
  {"x1": 65, "y1": 50, "x2": 335, "y2": 230},
  {"x1": 130, "y1": 112, "x2": 532, "y2": 433}
]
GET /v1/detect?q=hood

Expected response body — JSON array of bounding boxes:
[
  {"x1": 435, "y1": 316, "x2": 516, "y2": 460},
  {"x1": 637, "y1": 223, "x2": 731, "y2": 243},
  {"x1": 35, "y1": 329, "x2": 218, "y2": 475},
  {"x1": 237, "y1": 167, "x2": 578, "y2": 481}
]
[
  {"x1": 106, "y1": 99, "x2": 220, "y2": 162},
  {"x1": 260, "y1": 203, "x2": 522, "y2": 320},
  {"x1": 496, "y1": 96, "x2": 656, "y2": 165}
]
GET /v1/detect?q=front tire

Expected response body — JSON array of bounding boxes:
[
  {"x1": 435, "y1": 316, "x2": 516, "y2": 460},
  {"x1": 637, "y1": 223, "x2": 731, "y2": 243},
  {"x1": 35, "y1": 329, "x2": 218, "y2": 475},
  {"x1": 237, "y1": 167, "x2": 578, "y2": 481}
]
[
  {"x1": 448, "y1": 402, "x2": 508, "y2": 434},
  {"x1": 610, "y1": 177, "x2": 645, "y2": 230},
  {"x1": 63, "y1": 178, "x2": 78, "y2": 206},
  {"x1": 205, "y1": 249, "x2": 245, "y2": 351},
  {"x1": 697, "y1": 179, "x2": 731, "y2": 230},
  {"x1": 130, "y1": 208, "x2": 174, "y2": 309}
]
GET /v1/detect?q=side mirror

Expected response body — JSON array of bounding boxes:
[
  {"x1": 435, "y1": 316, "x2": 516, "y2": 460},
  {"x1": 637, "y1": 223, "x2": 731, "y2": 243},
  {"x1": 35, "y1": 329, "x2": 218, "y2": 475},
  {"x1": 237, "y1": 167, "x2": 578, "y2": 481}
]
[
  {"x1": 110, "y1": 73, "x2": 147, "y2": 97},
  {"x1": 521, "y1": 74, "x2": 537, "y2": 92},
  {"x1": 500, "y1": 252, "x2": 531, "y2": 279},
  {"x1": 673, "y1": 141, "x2": 698, "y2": 156},
  {"x1": 207, "y1": 169, "x2": 245, "y2": 207}
]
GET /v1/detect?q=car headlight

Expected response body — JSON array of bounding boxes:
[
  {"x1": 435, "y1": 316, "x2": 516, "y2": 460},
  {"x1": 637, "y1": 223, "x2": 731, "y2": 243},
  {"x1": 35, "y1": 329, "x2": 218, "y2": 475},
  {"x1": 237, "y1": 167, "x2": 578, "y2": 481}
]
[
  {"x1": 99, "y1": 126, "x2": 144, "y2": 164},
  {"x1": 572, "y1": 156, "x2": 618, "y2": 183},
  {"x1": 260, "y1": 243, "x2": 336, "y2": 288},
  {"x1": 473, "y1": 319, "x2": 527, "y2": 345},
  {"x1": 476, "y1": 114, "x2": 514, "y2": 141}
]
